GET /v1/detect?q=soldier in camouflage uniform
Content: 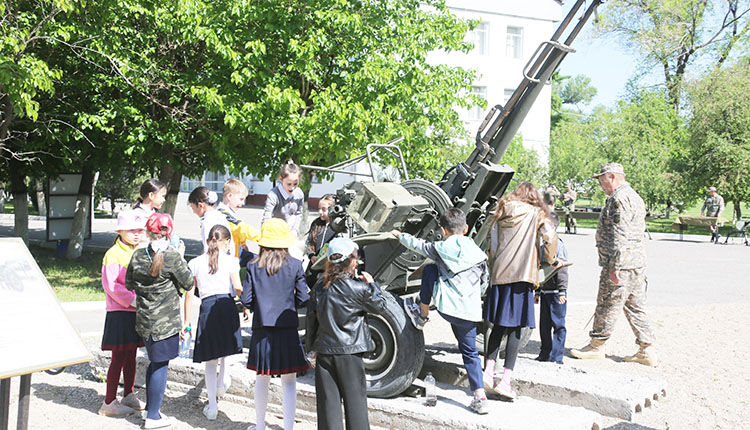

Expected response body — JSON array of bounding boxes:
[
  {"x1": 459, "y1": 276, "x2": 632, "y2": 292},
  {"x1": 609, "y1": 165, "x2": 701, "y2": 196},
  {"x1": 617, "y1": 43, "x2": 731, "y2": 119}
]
[
  {"x1": 700, "y1": 186, "x2": 725, "y2": 243},
  {"x1": 562, "y1": 185, "x2": 577, "y2": 234},
  {"x1": 570, "y1": 163, "x2": 657, "y2": 366}
]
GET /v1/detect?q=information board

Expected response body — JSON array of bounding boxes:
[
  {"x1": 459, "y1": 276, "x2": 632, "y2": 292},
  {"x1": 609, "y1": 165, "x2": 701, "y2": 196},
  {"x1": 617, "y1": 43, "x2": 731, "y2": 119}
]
[
  {"x1": 46, "y1": 174, "x2": 92, "y2": 241},
  {"x1": 0, "y1": 238, "x2": 92, "y2": 379}
]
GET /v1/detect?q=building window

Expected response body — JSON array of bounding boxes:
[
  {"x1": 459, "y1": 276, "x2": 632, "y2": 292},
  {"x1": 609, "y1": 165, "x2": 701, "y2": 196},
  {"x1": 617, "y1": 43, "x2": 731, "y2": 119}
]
[
  {"x1": 467, "y1": 22, "x2": 489, "y2": 56},
  {"x1": 470, "y1": 86, "x2": 488, "y2": 121},
  {"x1": 506, "y1": 26, "x2": 523, "y2": 59}
]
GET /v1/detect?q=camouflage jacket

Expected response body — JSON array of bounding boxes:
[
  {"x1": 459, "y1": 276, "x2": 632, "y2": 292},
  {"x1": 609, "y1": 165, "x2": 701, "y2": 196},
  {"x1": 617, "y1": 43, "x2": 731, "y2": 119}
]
[
  {"x1": 126, "y1": 246, "x2": 194, "y2": 341},
  {"x1": 562, "y1": 190, "x2": 577, "y2": 209},
  {"x1": 701, "y1": 194, "x2": 725, "y2": 217},
  {"x1": 595, "y1": 183, "x2": 646, "y2": 271}
]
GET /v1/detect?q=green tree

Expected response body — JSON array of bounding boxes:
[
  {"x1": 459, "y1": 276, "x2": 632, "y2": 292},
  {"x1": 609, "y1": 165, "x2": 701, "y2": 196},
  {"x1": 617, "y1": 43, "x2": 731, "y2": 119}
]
[
  {"x1": 598, "y1": 0, "x2": 750, "y2": 110},
  {"x1": 551, "y1": 72, "x2": 597, "y2": 129},
  {"x1": 179, "y1": 0, "x2": 479, "y2": 181},
  {"x1": 686, "y1": 59, "x2": 750, "y2": 219},
  {"x1": 501, "y1": 135, "x2": 545, "y2": 186}
]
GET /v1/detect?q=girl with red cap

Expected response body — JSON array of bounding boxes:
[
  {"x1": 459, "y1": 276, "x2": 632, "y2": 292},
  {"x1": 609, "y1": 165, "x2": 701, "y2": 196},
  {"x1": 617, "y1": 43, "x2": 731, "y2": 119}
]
[{"x1": 127, "y1": 213, "x2": 193, "y2": 429}]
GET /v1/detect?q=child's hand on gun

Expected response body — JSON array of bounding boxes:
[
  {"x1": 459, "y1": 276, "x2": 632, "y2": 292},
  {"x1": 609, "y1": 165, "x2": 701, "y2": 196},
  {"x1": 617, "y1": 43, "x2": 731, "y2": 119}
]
[{"x1": 389, "y1": 230, "x2": 401, "y2": 239}]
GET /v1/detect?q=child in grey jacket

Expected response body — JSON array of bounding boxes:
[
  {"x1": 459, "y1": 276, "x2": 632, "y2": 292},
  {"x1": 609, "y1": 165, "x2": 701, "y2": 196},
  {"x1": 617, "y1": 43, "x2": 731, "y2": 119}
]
[{"x1": 391, "y1": 208, "x2": 490, "y2": 414}]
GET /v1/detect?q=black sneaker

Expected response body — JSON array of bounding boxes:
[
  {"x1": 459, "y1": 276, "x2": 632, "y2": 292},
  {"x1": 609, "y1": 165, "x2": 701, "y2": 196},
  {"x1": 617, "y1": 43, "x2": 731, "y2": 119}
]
[{"x1": 403, "y1": 297, "x2": 428, "y2": 330}]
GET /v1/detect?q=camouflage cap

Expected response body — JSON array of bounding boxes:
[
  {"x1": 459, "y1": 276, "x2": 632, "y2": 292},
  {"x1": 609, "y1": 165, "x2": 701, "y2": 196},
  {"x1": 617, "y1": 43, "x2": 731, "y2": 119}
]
[{"x1": 592, "y1": 162, "x2": 625, "y2": 178}]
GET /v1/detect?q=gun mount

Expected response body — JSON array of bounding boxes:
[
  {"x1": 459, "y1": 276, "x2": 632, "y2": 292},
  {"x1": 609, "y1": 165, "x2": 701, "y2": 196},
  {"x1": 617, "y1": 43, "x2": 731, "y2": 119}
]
[{"x1": 303, "y1": 0, "x2": 604, "y2": 398}]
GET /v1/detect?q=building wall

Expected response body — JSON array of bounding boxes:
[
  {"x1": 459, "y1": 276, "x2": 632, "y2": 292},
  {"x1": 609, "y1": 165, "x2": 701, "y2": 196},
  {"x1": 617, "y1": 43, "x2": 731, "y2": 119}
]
[{"x1": 434, "y1": 0, "x2": 562, "y2": 161}]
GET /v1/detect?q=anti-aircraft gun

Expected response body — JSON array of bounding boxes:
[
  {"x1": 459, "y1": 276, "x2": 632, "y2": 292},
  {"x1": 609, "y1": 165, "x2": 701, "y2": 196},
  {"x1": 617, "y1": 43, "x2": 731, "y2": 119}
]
[{"x1": 303, "y1": 0, "x2": 604, "y2": 398}]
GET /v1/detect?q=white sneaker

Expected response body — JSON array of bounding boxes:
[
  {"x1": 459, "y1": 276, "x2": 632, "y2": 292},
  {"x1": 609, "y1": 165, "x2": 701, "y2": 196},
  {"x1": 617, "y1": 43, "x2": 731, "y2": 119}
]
[
  {"x1": 98, "y1": 399, "x2": 134, "y2": 417},
  {"x1": 217, "y1": 373, "x2": 232, "y2": 397},
  {"x1": 203, "y1": 404, "x2": 218, "y2": 420},
  {"x1": 144, "y1": 413, "x2": 175, "y2": 429},
  {"x1": 120, "y1": 392, "x2": 145, "y2": 411}
]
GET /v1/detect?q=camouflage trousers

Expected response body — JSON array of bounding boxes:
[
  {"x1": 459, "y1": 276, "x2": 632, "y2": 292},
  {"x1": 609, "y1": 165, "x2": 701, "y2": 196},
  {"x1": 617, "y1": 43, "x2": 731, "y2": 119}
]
[{"x1": 590, "y1": 267, "x2": 655, "y2": 346}]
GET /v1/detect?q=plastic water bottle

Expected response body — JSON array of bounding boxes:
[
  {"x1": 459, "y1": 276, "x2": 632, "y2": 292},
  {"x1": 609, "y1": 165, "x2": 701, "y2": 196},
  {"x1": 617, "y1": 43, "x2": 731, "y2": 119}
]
[
  {"x1": 179, "y1": 325, "x2": 192, "y2": 359},
  {"x1": 424, "y1": 372, "x2": 437, "y2": 406}
]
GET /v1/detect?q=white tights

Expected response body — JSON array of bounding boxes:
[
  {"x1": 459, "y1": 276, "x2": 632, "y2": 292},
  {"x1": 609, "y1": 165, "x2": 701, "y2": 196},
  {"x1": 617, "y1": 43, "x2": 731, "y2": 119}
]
[
  {"x1": 254, "y1": 373, "x2": 296, "y2": 430},
  {"x1": 204, "y1": 357, "x2": 228, "y2": 409}
]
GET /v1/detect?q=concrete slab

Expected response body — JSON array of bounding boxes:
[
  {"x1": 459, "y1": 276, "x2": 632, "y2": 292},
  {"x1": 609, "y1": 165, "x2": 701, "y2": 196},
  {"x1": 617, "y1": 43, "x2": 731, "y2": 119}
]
[
  {"x1": 422, "y1": 346, "x2": 667, "y2": 420},
  {"x1": 91, "y1": 347, "x2": 602, "y2": 430}
]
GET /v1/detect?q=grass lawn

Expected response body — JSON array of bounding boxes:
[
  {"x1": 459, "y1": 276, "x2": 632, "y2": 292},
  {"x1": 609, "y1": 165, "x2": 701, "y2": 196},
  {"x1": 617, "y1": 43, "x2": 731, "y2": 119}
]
[
  {"x1": 31, "y1": 245, "x2": 105, "y2": 302},
  {"x1": 573, "y1": 199, "x2": 750, "y2": 236}
]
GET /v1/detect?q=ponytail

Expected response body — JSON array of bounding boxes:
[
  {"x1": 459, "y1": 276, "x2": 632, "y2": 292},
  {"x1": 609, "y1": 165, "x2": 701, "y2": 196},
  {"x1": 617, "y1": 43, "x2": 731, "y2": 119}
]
[
  {"x1": 206, "y1": 224, "x2": 232, "y2": 275},
  {"x1": 146, "y1": 231, "x2": 168, "y2": 277},
  {"x1": 149, "y1": 249, "x2": 165, "y2": 277},
  {"x1": 207, "y1": 239, "x2": 220, "y2": 275}
]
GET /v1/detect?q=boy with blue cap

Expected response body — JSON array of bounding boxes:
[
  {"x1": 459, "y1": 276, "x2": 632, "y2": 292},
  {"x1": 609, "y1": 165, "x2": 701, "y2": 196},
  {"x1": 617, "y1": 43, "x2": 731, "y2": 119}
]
[{"x1": 391, "y1": 207, "x2": 490, "y2": 414}]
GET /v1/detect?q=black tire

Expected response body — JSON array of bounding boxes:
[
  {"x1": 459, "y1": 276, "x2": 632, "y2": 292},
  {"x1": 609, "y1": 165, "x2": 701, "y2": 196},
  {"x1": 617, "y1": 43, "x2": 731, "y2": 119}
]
[
  {"x1": 44, "y1": 367, "x2": 66, "y2": 375},
  {"x1": 476, "y1": 322, "x2": 532, "y2": 359},
  {"x1": 364, "y1": 291, "x2": 425, "y2": 398}
]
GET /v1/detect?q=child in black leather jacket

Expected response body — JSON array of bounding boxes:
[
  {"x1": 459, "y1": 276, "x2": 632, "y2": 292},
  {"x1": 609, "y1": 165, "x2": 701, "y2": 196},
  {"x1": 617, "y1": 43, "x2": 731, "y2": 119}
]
[{"x1": 306, "y1": 238, "x2": 387, "y2": 430}]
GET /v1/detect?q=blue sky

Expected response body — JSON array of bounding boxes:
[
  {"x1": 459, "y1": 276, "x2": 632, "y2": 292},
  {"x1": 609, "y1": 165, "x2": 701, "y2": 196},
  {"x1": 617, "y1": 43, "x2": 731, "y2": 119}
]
[{"x1": 556, "y1": 2, "x2": 640, "y2": 110}]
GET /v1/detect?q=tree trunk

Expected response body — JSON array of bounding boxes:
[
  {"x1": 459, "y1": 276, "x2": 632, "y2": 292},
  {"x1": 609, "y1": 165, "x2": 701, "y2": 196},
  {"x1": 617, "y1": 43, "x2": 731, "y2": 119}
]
[
  {"x1": 665, "y1": 199, "x2": 671, "y2": 218},
  {"x1": 158, "y1": 161, "x2": 182, "y2": 218},
  {"x1": 0, "y1": 186, "x2": 6, "y2": 213},
  {"x1": 65, "y1": 167, "x2": 96, "y2": 260},
  {"x1": 35, "y1": 178, "x2": 46, "y2": 216},
  {"x1": 735, "y1": 199, "x2": 742, "y2": 221},
  {"x1": 110, "y1": 189, "x2": 117, "y2": 216},
  {"x1": 9, "y1": 158, "x2": 29, "y2": 245}
]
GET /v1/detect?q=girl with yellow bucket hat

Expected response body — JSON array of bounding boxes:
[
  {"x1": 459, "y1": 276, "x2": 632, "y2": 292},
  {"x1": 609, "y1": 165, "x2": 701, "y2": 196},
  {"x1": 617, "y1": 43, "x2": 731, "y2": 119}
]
[{"x1": 240, "y1": 218, "x2": 309, "y2": 430}]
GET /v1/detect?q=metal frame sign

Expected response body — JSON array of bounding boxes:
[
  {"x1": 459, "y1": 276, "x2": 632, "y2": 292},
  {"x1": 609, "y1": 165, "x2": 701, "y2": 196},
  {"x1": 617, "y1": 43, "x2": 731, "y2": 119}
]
[
  {"x1": 0, "y1": 238, "x2": 92, "y2": 379},
  {"x1": 46, "y1": 174, "x2": 92, "y2": 241}
]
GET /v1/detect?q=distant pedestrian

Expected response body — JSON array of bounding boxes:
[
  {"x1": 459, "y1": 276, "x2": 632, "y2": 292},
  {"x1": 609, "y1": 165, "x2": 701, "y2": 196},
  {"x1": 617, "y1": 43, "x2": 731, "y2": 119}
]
[
  {"x1": 392, "y1": 207, "x2": 491, "y2": 414},
  {"x1": 484, "y1": 181, "x2": 558, "y2": 400},
  {"x1": 241, "y1": 218, "x2": 309, "y2": 430},
  {"x1": 217, "y1": 179, "x2": 260, "y2": 264},
  {"x1": 184, "y1": 224, "x2": 246, "y2": 421},
  {"x1": 535, "y1": 213, "x2": 569, "y2": 364},
  {"x1": 306, "y1": 237, "x2": 387, "y2": 430},
  {"x1": 98, "y1": 210, "x2": 148, "y2": 418},
  {"x1": 570, "y1": 163, "x2": 657, "y2": 367},
  {"x1": 261, "y1": 160, "x2": 305, "y2": 237},
  {"x1": 562, "y1": 185, "x2": 578, "y2": 234},
  {"x1": 126, "y1": 213, "x2": 193, "y2": 429},
  {"x1": 189, "y1": 186, "x2": 233, "y2": 255},
  {"x1": 701, "y1": 186, "x2": 725, "y2": 243}
]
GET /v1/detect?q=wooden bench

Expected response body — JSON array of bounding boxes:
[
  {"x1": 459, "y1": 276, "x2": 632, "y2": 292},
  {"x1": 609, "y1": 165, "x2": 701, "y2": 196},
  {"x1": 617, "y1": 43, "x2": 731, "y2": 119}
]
[{"x1": 671, "y1": 215, "x2": 727, "y2": 241}]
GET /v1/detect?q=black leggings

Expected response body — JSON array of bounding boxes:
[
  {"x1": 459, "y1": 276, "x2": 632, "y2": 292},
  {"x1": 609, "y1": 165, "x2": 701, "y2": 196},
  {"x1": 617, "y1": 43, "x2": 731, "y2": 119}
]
[{"x1": 486, "y1": 326, "x2": 522, "y2": 371}]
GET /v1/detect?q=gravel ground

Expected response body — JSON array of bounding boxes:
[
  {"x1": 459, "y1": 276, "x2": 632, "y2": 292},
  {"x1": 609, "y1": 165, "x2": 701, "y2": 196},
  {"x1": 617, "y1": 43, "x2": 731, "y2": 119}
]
[
  {"x1": 4, "y1": 364, "x2": 320, "y2": 430},
  {"x1": 8, "y1": 301, "x2": 745, "y2": 430},
  {"x1": 553, "y1": 302, "x2": 749, "y2": 430}
]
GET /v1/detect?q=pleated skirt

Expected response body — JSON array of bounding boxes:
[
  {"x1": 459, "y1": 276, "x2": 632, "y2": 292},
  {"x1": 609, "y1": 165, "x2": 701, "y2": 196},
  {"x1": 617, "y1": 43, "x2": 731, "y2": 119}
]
[
  {"x1": 193, "y1": 295, "x2": 243, "y2": 363},
  {"x1": 483, "y1": 282, "x2": 536, "y2": 328},
  {"x1": 101, "y1": 311, "x2": 144, "y2": 351},
  {"x1": 247, "y1": 327, "x2": 309, "y2": 375}
]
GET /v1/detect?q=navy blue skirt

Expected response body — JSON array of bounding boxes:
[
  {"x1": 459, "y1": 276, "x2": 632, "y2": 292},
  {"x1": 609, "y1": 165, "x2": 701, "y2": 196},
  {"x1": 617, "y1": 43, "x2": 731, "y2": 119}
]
[
  {"x1": 193, "y1": 295, "x2": 243, "y2": 363},
  {"x1": 247, "y1": 327, "x2": 309, "y2": 375},
  {"x1": 145, "y1": 333, "x2": 179, "y2": 363},
  {"x1": 483, "y1": 283, "x2": 536, "y2": 328},
  {"x1": 102, "y1": 311, "x2": 144, "y2": 351}
]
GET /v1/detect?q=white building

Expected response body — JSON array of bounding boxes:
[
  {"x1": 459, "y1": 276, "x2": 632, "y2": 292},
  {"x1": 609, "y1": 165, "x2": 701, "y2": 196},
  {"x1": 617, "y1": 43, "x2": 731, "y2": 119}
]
[
  {"x1": 182, "y1": 1, "x2": 562, "y2": 204},
  {"x1": 436, "y1": 0, "x2": 562, "y2": 161}
]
